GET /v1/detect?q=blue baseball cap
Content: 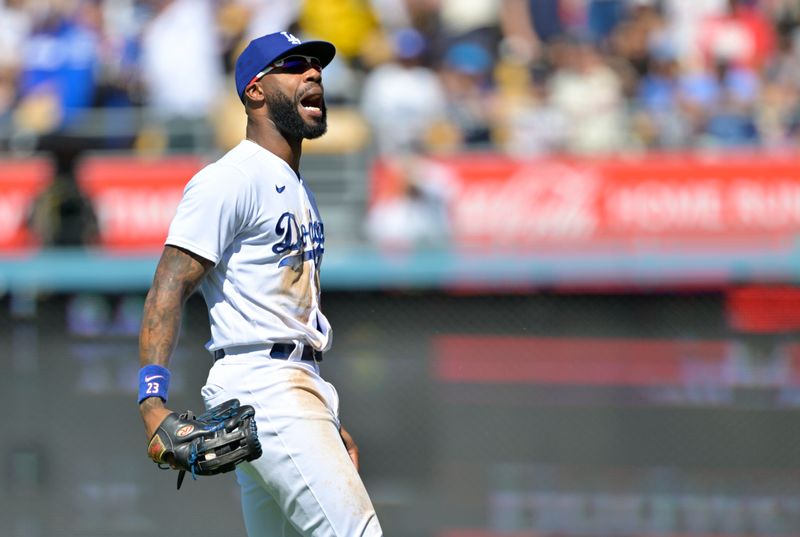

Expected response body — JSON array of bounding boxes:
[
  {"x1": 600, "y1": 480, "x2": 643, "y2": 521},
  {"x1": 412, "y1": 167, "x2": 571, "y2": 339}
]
[
  {"x1": 393, "y1": 28, "x2": 425, "y2": 60},
  {"x1": 235, "y1": 31, "x2": 336, "y2": 100},
  {"x1": 444, "y1": 42, "x2": 492, "y2": 76}
]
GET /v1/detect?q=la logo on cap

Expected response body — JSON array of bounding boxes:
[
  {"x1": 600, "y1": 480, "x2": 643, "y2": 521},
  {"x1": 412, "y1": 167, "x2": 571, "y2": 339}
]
[{"x1": 281, "y1": 32, "x2": 302, "y2": 45}]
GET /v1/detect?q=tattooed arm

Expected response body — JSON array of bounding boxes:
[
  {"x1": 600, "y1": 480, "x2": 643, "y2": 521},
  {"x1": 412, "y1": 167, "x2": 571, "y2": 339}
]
[{"x1": 139, "y1": 245, "x2": 214, "y2": 438}]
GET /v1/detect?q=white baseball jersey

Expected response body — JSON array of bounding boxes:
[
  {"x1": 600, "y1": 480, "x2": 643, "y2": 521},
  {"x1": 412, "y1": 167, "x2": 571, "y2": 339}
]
[{"x1": 165, "y1": 139, "x2": 332, "y2": 354}]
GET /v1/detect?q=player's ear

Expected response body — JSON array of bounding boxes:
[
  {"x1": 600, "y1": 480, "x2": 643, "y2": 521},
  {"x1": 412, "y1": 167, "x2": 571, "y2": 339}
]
[{"x1": 244, "y1": 82, "x2": 265, "y2": 106}]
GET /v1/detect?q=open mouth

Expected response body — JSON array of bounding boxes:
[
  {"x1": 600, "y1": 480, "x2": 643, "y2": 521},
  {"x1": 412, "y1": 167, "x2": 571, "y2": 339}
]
[{"x1": 299, "y1": 92, "x2": 324, "y2": 117}]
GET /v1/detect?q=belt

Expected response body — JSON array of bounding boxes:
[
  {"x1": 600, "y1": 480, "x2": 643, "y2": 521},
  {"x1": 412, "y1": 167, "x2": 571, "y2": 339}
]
[{"x1": 213, "y1": 343, "x2": 322, "y2": 362}]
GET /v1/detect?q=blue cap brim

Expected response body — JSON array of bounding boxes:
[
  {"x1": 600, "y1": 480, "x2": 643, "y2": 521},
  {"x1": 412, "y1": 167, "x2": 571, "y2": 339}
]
[{"x1": 275, "y1": 40, "x2": 336, "y2": 69}]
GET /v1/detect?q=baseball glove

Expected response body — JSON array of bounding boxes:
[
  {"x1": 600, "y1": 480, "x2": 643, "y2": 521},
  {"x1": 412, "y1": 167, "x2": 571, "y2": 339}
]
[{"x1": 147, "y1": 398, "x2": 262, "y2": 489}]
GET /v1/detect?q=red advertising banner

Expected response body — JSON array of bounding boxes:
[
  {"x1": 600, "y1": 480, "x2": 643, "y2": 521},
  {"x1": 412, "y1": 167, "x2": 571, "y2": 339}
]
[
  {"x1": 726, "y1": 286, "x2": 800, "y2": 332},
  {"x1": 370, "y1": 154, "x2": 800, "y2": 249},
  {"x1": 0, "y1": 158, "x2": 53, "y2": 252},
  {"x1": 76, "y1": 155, "x2": 206, "y2": 251},
  {"x1": 434, "y1": 335, "x2": 800, "y2": 387}
]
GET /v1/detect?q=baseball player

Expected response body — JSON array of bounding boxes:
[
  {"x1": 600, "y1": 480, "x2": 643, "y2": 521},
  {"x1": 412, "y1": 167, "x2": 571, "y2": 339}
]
[{"x1": 137, "y1": 31, "x2": 383, "y2": 536}]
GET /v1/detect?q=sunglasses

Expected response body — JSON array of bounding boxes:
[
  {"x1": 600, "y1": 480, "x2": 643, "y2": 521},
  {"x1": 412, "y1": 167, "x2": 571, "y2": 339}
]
[{"x1": 248, "y1": 55, "x2": 323, "y2": 87}]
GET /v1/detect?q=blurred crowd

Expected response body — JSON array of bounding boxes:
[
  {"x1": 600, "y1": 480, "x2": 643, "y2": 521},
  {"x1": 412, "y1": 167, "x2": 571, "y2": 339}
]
[{"x1": 1, "y1": 0, "x2": 799, "y2": 164}]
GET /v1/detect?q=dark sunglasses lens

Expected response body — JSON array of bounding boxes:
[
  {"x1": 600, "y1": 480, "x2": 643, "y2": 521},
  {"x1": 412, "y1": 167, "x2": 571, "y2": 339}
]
[{"x1": 277, "y1": 57, "x2": 322, "y2": 73}]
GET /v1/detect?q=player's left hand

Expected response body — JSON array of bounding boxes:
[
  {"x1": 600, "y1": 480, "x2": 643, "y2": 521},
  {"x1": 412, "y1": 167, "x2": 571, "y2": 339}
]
[
  {"x1": 339, "y1": 425, "x2": 360, "y2": 472},
  {"x1": 147, "y1": 398, "x2": 263, "y2": 488}
]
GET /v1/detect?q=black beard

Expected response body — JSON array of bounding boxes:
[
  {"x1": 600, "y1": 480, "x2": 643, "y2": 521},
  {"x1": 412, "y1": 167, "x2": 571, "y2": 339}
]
[{"x1": 266, "y1": 90, "x2": 327, "y2": 140}]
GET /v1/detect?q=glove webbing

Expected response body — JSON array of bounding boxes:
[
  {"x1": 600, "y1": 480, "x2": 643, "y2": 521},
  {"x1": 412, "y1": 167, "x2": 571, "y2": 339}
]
[{"x1": 171, "y1": 406, "x2": 252, "y2": 489}]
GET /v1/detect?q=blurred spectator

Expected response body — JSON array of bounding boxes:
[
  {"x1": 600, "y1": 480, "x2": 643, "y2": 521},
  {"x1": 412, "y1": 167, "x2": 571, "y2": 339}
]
[
  {"x1": 15, "y1": 2, "x2": 101, "y2": 134},
  {"x1": 697, "y1": 0, "x2": 777, "y2": 71},
  {"x1": 0, "y1": 0, "x2": 30, "y2": 63},
  {"x1": 759, "y1": 22, "x2": 800, "y2": 148},
  {"x1": 365, "y1": 154, "x2": 453, "y2": 249},
  {"x1": 215, "y1": 1, "x2": 252, "y2": 73},
  {"x1": 494, "y1": 51, "x2": 568, "y2": 156},
  {"x1": 633, "y1": 43, "x2": 690, "y2": 148},
  {"x1": 502, "y1": 0, "x2": 612, "y2": 62},
  {"x1": 298, "y1": 0, "x2": 380, "y2": 61},
  {"x1": 607, "y1": 1, "x2": 665, "y2": 85},
  {"x1": 438, "y1": 0, "x2": 502, "y2": 55},
  {"x1": 360, "y1": 27, "x2": 447, "y2": 155},
  {"x1": 0, "y1": 0, "x2": 30, "y2": 122},
  {"x1": 676, "y1": 57, "x2": 761, "y2": 148},
  {"x1": 502, "y1": 84, "x2": 569, "y2": 157},
  {"x1": 547, "y1": 36, "x2": 627, "y2": 154},
  {"x1": 435, "y1": 40, "x2": 496, "y2": 149},
  {"x1": 230, "y1": 0, "x2": 301, "y2": 41},
  {"x1": 94, "y1": 0, "x2": 143, "y2": 109},
  {"x1": 523, "y1": 0, "x2": 568, "y2": 42},
  {"x1": 139, "y1": 0, "x2": 224, "y2": 148},
  {"x1": 370, "y1": 0, "x2": 412, "y2": 30},
  {"x1": 0, "y1": 0, "x2": 31, "y2": 72},
  {"x1": 0, "y1": 68, "x2": 14, "y2": 126},
  {"x1": 772, "y1": 0, "x2": 800, "y2": 40},
  {"x1": 587, "y1": 0, "x2": 628, "y2": 43},
  {"x1": 662, "y1": 0, "x2": 728, "y2": 62},
  {"x1": 501, "y1": 0, "x2": 562, "y2": 62},
  {"x1": 702, "y1": 60, "x2": 761, "y2": 147}
]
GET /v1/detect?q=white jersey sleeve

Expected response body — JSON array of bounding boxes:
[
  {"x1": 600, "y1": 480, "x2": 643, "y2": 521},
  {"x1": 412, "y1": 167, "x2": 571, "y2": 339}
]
[{"x1": 165, "y1": 163, "x2": 253, "y2": 264}]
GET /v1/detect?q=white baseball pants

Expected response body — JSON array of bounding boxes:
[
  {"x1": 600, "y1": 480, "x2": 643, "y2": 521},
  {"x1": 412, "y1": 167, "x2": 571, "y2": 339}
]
[{"x1": 201, "y1": 349, "x2": 383, "y2": 537}]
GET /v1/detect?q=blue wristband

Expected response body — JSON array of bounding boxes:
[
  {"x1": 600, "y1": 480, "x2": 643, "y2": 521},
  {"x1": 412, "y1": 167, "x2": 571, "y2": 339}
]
[{"x1": 138, "y1": 365, "x2": 171, "y2": 404}]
